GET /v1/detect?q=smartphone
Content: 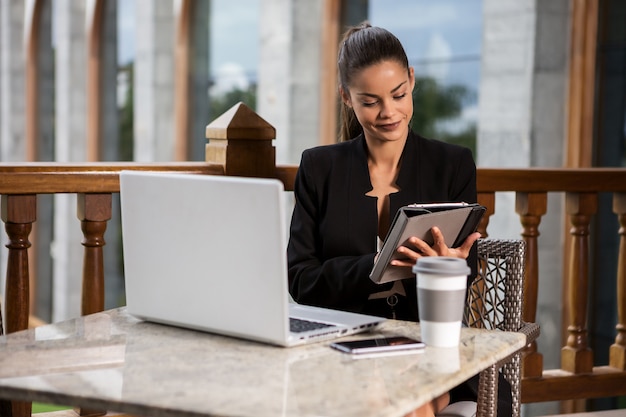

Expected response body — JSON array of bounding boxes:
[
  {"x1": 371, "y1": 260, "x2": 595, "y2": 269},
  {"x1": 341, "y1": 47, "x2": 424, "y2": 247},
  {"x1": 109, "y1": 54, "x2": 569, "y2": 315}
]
[{"x1": 330, "y1": 336, "x2": 425, "y2": 355}]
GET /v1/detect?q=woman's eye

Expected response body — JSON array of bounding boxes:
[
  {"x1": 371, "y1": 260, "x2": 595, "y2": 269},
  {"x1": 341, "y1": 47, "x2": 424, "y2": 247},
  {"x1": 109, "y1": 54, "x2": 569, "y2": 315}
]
[
  {"x1": 394, "y1": 93, "x2": 407, "y2": 100},
  {"x1": 362, "y1": 101, "x2": 377, "y2": 107}
]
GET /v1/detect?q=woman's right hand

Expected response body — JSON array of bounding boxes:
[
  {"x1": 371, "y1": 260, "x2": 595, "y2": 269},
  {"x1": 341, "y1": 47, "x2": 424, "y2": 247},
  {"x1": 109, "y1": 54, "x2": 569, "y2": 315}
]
[{"x1": 390, "y1": 226, "x2": 480, "y2": 267}]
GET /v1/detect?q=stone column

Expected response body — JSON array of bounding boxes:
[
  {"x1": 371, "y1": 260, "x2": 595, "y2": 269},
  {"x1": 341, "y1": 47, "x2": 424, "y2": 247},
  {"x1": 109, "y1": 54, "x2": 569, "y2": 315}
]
[
  {"x1": 53, "y1": 0, "x2": 89, "y2": 321},
  {"x1": 0, "y1": 1, "x2": 25, "y2": 162},
  {"x1": 134, "y1": 0, "x2": 175, "y2": 161},
  {"x1": 0, "y1": 0, "x2": 26, "y2": 314},
  {"x1": 258, "y1": 0, "x2": 323, "y2": 164}
]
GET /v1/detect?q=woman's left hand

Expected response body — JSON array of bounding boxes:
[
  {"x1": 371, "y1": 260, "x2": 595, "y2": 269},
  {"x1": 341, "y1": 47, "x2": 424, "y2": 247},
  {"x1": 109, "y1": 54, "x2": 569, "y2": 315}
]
[{"x1": 390, "y1": 227, "x2": 481, "y2": 267}]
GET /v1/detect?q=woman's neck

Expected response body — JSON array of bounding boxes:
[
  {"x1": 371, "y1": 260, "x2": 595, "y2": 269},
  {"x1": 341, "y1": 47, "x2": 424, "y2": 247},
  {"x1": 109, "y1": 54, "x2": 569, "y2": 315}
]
[
  {"x1": 365, "y1": 134, "x2": 407, "y2": 170},
  {"x1": 365, "y1": 136, "x2": 406, "y2": 241}
]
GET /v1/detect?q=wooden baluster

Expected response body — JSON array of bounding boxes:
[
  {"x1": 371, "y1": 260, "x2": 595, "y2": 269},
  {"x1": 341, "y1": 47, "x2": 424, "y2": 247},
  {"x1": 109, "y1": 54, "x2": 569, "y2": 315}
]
[
  {"x1": 0, "y1": 300, "x2": 6, "y2": 417},
  {"x1": 477, "y1": 192, "x2": 495, "y2": 238},
  {"x1": 562, "y1": 192, "x2": 596, "y2": 373},
  {"x1": 77, "y1": 194, "x2": 111, "y2": 316},
  {"x1": 76, "y1": 194, "x2": 111, "y2": 417},
  {"x1": 2, "y1": 195, "x2": 36, "y2": 332},
  {"x1": 1, "y1": 194, "x2": 36, "y2": 417},
  {"x1": 610, "y1": 192, "x2": 626, "y2": 370},
  {"x1": 516, "y1": 192, "x2": 547, "y2": 378}
]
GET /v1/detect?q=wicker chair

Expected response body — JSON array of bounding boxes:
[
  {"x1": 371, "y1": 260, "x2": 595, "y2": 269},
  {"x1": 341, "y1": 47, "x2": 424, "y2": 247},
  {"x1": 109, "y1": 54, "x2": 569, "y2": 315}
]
[{"x1": 465, "y1": 238, "x2": 540, "y2": 417}]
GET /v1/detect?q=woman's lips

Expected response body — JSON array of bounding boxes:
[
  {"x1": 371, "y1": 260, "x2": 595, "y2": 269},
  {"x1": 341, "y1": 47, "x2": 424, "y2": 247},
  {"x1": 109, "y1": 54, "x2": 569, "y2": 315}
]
[{"x1": 378, "y1": 121, "x2": 401, "y2": 131}]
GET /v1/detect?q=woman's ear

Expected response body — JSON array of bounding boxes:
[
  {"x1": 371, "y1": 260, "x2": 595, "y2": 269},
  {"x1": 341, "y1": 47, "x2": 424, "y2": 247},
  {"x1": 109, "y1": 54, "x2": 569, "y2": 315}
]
[
  {"x1": 408, "y1": 67, "x2": 416, "y2": 91},
  {"x1": 339, "y1": 86, "x2": 352, "y2": 107}
]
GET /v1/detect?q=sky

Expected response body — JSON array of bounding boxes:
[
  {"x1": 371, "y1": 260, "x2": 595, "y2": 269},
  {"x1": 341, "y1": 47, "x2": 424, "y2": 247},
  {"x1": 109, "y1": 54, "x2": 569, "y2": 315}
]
[
  {"x1": 117, "y1": 0, "x2": 259, "y2": 72},
  {"x1": 118, "y1": 0, "x2": 482, "y2": 85},
  {"x1": 117, "y1": 0, "x2": 134, "y2": 65},
  {"x1": 369, "y1": 0, "x2": 482, "y2": 87}
]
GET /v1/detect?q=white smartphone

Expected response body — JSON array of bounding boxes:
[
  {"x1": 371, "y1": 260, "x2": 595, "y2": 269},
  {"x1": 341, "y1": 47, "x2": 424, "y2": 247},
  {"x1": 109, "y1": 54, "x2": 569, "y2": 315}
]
[{"x1": 330, "y1": 336, "x2": 425, "y2": 355}]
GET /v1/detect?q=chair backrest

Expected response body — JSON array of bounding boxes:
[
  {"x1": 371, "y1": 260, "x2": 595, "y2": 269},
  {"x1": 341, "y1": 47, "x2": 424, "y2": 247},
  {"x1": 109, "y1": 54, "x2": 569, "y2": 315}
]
[
  {"x1": 466, "y1": 239, "x2": 525, "y2": 332},
  {"x1": 465, "y1": 238, "x2": 526, "y2": 417}
]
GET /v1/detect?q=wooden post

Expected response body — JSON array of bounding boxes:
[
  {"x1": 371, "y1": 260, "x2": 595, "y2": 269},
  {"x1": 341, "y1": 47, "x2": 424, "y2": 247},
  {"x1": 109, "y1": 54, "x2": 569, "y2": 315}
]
[
  {"x1": 174, "y1": 0, "x2": 191, "y2": 161},
  {"x1": 516, "y1": 192, "x2": 547, "y2": 377},
  {"x1": 86, "y1": 0, "x2": 105, "y2": 162},
  {"x1": 610, "y1": 192, "x2": 626, "y2": 370},
  {"x1": 566, "y1": 0, "x2": 598, "y2": 169},
  {"x1": 205, "y1": 102, "x2": 277, "y2": 178}
]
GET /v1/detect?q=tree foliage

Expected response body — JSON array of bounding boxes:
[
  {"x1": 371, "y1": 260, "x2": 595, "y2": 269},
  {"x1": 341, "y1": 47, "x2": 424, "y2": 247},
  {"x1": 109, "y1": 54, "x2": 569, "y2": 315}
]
[
  {"x1": 118, "y1": 64, "x2": 134, "y2": 161},
  {"x1": 208, "y1": 84, "x2": 257, "y2": 121},
  {"x1": 410, "y1": 76, "x2": 477, "y2": 156}
]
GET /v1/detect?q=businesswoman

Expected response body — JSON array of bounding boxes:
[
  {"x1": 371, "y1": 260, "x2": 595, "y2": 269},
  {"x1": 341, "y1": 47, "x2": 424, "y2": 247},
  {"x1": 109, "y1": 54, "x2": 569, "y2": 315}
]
[{"x1": 287, "y1": 22, "x2": 511, "y2": 416}]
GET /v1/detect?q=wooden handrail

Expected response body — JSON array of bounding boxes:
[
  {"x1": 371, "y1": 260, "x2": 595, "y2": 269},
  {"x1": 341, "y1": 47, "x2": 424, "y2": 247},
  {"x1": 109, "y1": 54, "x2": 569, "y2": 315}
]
[
  {"x1": 477, "y1": 168, "x2": 626, "y2": 192},
  {"x1": 0, "y1": 162, "x2": 223, "y2": 194}
]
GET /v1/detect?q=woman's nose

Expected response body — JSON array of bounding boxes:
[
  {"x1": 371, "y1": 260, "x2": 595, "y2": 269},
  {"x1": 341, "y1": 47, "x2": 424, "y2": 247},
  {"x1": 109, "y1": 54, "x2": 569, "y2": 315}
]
[{"x1": 379, "y1": 100, "x2": 395, "y2": 118}]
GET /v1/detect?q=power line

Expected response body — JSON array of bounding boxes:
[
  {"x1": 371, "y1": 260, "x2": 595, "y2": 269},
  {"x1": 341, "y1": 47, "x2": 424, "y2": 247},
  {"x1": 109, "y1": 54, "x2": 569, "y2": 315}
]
[{"x1": 410, "y1": 54, "x2": 481, "y2": 66}]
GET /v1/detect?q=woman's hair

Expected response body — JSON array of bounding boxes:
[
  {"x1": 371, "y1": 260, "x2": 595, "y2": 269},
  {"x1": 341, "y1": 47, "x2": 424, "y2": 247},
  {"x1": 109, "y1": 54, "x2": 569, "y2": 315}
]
[{"x1": 337, "y1": 22, "x2": 410, "y2": 142}]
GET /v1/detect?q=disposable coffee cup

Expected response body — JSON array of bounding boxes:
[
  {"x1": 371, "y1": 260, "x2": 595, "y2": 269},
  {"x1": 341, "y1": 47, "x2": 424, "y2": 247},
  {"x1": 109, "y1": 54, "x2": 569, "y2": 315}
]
[{"x1": 413, "y1": 257, "x2": 469, "y2": 347}]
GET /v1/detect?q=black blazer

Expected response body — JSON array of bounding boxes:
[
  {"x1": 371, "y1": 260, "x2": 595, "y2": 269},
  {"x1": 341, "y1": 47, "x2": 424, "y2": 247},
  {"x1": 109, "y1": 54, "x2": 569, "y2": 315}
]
[{"x1": 287, "y1": 131, "x2": 478, "y2": 320}]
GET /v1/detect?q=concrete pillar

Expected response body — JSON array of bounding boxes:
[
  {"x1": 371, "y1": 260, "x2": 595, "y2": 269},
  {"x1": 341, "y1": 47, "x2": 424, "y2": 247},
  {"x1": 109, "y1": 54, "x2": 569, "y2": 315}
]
[
  {"x1": 258, "y1": 0, "x2": 291, "y2": 164},
  {"x1": 0, "y1": 1, "x2": 26, "y2": 162},
  {"x1": 258, "y1": 0, "x2": 323, "y2": 164},
  {"x1": 53, "y1": 0, "x2": 89, "y2": 321},
  {"x1": 134, "y1": 0, "x2": 175, "y2": 162},
  {"x1": 0, "y1": 0, "x2": 26, "y2": 317},
  {"x1": 52, "y1": 0, "x2": 122, "y2": 320},
  {"x1": 288, "y1": 1, "x2": 323, "y2": 163},
  {"x1": 478, "y1": 0, "x2": 536, "y2": 171},
  {"x1": 477, "y1": 1, "x2": 570, "y2": 415}
]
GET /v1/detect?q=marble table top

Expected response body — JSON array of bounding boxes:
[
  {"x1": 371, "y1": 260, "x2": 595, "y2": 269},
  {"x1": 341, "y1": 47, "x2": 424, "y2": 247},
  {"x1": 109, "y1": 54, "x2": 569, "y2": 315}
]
[{"x1": 0, "y1": 307, "x2": 525, "y2": 417}]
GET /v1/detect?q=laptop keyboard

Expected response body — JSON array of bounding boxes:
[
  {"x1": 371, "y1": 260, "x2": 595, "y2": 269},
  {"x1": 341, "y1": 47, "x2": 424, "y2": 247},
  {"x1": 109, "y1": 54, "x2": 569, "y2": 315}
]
[{"x1": 290, "y1": 317, "x2": 334, "y2": 333}]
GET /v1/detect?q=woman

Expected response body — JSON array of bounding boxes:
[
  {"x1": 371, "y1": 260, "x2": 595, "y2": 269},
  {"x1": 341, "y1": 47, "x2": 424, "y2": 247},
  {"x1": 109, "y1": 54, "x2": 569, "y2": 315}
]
[{"x1": 287, "y1": 22, "x2": 511, "y2": 416}]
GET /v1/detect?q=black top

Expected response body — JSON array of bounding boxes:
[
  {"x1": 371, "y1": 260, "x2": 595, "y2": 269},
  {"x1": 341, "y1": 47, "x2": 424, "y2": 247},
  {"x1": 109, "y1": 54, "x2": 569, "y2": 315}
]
[{"x1": 287, "y1": 131, "x2": 478, "y2": 320}]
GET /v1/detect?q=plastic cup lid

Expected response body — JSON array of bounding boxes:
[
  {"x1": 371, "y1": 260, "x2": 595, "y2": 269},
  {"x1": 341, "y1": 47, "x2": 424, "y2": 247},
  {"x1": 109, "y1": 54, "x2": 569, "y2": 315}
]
[{"x1": 412, "y1": 257, "x2": 471, "y2": 276}]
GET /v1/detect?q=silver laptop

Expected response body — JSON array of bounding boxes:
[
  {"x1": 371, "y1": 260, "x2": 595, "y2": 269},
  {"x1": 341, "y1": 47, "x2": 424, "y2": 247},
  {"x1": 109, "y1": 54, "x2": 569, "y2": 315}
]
[{"x1": 119, "y1": 171, "x2": 384, "y2": 347}]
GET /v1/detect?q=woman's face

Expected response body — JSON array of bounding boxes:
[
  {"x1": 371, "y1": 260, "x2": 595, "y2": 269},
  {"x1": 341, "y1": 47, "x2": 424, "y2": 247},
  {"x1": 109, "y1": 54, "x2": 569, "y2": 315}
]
[{"x1": 341, "y1": 60, "x2": 415, "y2": 145}]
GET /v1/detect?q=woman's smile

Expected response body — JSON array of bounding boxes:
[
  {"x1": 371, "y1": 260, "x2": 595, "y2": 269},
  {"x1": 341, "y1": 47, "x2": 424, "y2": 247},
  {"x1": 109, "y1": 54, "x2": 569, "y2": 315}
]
[{"x1": 377, "y1": 121, "x2": 402, "y2": 131}]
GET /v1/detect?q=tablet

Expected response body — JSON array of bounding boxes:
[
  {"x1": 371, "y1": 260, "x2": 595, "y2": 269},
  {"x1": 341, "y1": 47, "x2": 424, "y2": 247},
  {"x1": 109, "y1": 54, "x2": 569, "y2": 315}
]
[{"x1": 369, "y1": 203, "x2": 485, "y2": 284}]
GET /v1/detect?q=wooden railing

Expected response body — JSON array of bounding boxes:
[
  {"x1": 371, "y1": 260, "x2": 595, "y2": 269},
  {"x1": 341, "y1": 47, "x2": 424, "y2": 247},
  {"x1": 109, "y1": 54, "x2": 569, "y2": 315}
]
[
  {"x1": 1, "y1": 103, "x2": 625, "y2": 415},
  {"x1": 475, "y1": 170, "x2": 626, "y2": 408},
  {"x1": 0, "y1": 162, "x2": 223, "y2": 337}
]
